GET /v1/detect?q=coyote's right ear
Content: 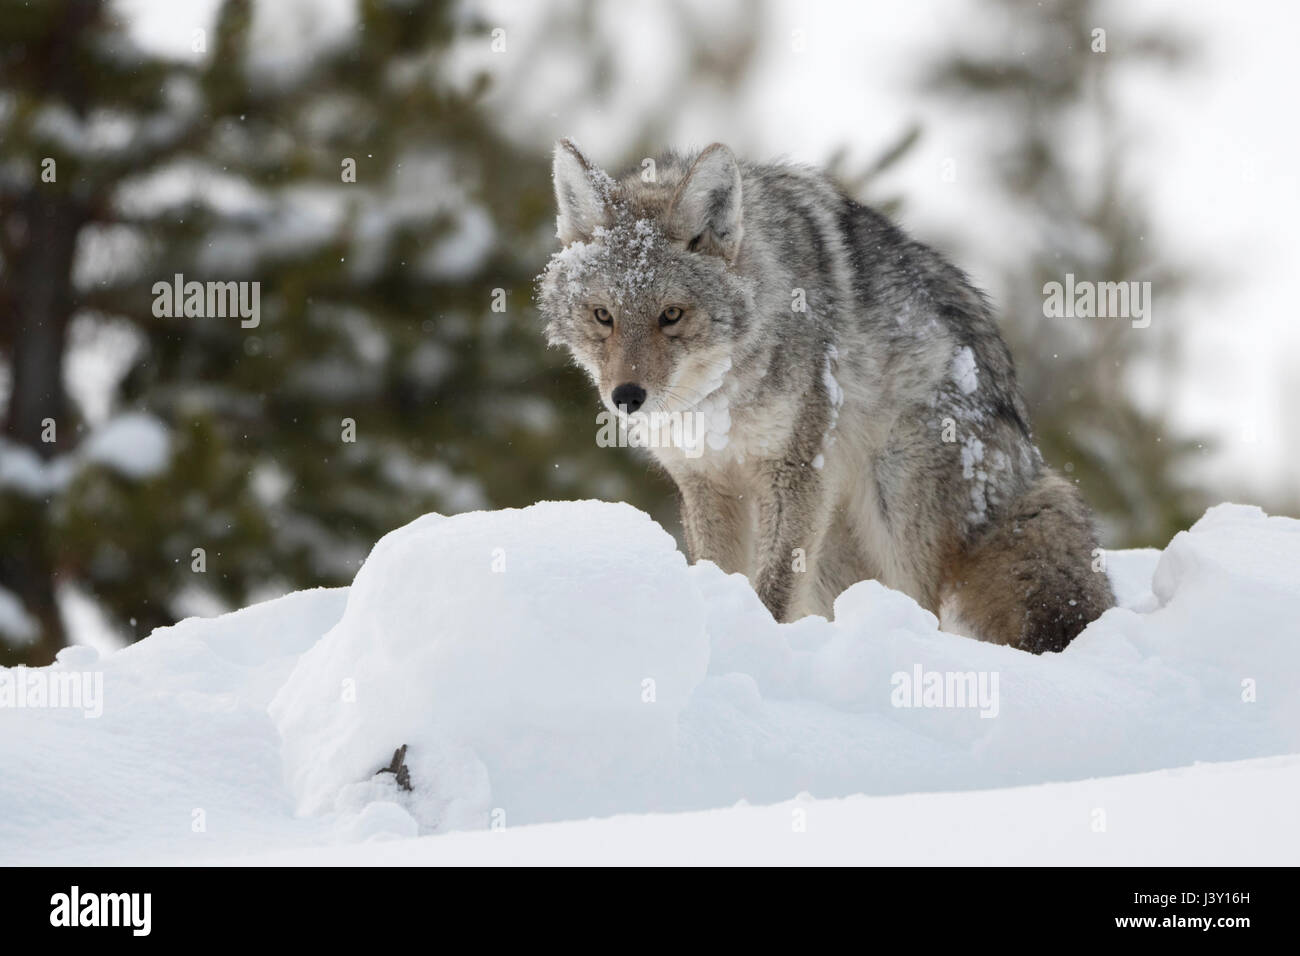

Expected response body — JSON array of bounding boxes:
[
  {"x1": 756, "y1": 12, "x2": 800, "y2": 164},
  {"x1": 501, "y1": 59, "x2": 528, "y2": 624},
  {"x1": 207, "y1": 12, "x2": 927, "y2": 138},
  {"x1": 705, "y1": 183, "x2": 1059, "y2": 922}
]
[{"x1": 552, "y1": 139, "x2": 609, "y2": 244}]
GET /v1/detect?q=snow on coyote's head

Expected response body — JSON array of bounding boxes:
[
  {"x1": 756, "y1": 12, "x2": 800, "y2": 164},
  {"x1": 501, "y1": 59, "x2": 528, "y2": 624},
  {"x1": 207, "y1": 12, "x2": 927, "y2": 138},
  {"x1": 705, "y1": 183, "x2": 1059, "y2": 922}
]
[{"x1": 536, "y1": 139, "x2": 754, "y2": 420}]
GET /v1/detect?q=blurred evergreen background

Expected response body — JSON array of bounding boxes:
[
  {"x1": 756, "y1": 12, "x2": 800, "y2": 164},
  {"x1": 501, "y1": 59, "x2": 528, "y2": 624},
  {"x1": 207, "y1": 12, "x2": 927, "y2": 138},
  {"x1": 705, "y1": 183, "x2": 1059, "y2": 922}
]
[{"x1": 2, "y1": 0, "x2": 1295, "y2": 665}]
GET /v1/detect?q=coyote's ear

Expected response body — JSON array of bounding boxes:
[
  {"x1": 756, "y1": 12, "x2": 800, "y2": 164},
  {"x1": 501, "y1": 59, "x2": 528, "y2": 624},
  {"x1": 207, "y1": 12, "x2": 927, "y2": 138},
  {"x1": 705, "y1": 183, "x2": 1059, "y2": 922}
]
[
  {"x1": 670, "y1": 143, "x2": 743, "y2": 262},
  {"x1": 552, "y1": 139, "x2": 610, "y2": 244}
]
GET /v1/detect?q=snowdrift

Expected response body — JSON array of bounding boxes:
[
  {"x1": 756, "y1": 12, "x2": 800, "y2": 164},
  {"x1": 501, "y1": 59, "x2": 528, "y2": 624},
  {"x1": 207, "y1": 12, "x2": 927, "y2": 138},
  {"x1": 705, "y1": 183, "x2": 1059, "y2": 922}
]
[
  {"x1": 269, "y1": 504, "x2": 709, "y2": 830},
  {"x1": 1, "y1": 500, "x2": 1297, "y2": 863}
]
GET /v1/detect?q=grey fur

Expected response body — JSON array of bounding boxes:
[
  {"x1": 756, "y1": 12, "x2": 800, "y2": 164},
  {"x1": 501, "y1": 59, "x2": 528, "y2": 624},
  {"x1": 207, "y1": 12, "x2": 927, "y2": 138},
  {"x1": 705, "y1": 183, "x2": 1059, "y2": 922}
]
[{"x1": 537, "y1": 140, "x2": 1114, "y2": 652}]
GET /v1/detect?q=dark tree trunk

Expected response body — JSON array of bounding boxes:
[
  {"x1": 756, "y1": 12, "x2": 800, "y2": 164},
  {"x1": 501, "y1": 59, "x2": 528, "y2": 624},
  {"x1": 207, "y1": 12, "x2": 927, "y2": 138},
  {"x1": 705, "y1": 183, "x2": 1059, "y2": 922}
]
[
  {"x1": 0, "y1": 0, "x2": 102, "y2": 665},
  {"x1": 1, "y1": 194, "x2": 86, "y2": 665}
]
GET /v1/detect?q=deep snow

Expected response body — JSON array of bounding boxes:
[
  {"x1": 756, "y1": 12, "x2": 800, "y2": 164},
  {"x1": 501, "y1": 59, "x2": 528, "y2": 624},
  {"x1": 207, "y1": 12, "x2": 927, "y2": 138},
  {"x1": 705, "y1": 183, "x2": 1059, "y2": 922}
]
[{"x1": 1, "y1": 500, "x2": 1297, "y2": 865}]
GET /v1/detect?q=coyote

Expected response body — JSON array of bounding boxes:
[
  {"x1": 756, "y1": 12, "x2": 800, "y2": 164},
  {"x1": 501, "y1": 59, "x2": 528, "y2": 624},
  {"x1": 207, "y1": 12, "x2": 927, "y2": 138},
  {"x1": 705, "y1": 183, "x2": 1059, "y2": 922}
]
[{"x1": 537, "y1": 140, "x2": 1113, "y2": 652}]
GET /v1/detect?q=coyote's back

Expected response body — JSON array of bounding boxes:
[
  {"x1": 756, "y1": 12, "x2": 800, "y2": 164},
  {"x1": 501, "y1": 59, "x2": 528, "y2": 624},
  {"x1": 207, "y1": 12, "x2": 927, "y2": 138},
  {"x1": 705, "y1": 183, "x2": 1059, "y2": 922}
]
[{"x1": 538, "y1": 140, "x2": 1113, "y2": 652}]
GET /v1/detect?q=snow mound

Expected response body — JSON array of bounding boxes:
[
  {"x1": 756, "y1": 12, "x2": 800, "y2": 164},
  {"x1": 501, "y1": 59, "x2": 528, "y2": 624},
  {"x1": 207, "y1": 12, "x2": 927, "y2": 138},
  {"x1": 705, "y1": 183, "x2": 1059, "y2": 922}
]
[
  {"x1": 0, "y1": 587, "x2": 349, "y2": 864},
  {"x1": 271, "y1": 501, "x2": 1300, "y2": 835},
  {"x1": 4, "y1": 500, "x2": 1298, "y2": 864},
  {"x1": 270, "y1": 501, "x2": 708, "y2": 829}
]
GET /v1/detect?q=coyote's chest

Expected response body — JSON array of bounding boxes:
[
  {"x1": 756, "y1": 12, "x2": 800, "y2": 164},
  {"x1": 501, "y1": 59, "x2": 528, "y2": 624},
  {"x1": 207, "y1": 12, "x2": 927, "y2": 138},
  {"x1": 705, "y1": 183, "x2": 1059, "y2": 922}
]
[{"x1": 652, "y1": 388, "x2": 805, "y2": 476}]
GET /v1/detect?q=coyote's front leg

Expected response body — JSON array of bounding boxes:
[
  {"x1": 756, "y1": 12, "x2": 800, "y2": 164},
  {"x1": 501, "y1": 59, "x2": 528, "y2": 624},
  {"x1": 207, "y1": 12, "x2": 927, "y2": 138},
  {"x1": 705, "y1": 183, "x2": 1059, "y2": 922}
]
[
  {"x1": 751, "y1": 457, "x2": 827, "y2": 622},
  {"x1": 677, "y1": 473, "x2": 750, "y2": 576}
]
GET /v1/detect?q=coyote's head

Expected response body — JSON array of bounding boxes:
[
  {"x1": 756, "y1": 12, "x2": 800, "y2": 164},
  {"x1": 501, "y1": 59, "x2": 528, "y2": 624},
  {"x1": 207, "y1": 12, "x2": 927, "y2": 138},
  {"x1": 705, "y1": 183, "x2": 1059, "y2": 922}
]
[{"x1": 537, "y1": 140, "x2": 753, "y2": 422}]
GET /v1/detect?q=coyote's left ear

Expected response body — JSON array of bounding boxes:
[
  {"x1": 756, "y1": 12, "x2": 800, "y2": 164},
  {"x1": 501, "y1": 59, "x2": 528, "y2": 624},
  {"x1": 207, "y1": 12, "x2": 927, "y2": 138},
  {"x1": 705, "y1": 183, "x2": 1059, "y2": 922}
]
[
  {"x1": 553, "y1": 138, "x2": 610, "y2": 244},
  {"x1": 670, "y1": 143, "x2": 743, "y2": 262}
]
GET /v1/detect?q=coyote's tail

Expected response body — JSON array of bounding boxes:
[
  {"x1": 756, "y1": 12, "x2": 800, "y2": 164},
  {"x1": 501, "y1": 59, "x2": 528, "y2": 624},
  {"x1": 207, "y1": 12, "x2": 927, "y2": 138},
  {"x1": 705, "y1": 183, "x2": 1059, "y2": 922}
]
[{"x1": 942, "y1": 470, "x2": 1115, "y2": 653}]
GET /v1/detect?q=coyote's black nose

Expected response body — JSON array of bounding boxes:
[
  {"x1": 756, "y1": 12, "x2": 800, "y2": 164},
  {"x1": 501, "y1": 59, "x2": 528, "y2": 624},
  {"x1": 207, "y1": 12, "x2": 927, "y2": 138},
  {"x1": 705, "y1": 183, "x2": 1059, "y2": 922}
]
[{"x1": 611, "y1": 383, "x2": 646, "y2": 413}]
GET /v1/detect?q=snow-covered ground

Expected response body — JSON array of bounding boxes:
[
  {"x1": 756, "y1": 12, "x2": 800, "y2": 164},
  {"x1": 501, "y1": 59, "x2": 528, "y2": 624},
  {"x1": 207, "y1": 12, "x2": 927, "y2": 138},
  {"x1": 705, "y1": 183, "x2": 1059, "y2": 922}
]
[
  {"x1": 223, "y1": 756, "x2": 1300, "y2": 866},
  {"x1": 1, "y1": 501, "x2": 1297, "y2": 866}
]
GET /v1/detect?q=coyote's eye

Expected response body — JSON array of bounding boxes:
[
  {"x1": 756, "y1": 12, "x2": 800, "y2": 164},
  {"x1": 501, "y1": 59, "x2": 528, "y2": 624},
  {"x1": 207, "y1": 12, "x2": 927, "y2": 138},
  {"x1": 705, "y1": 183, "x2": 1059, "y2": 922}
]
[
  {"x1": 659, "y1": 307, "x2": 683, "y2": 327},
  {"x1": 594, "y1": 307, "x2": 612, "y2": 326}
]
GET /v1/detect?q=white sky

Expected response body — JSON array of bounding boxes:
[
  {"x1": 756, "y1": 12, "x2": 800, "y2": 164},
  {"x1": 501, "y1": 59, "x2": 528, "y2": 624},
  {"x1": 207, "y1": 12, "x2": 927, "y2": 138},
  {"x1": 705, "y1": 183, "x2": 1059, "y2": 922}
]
[{"x1": 116, "y1": 0, "x2": 1300, "y2": 503}]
